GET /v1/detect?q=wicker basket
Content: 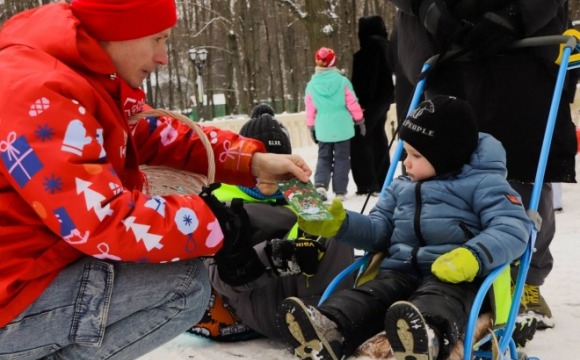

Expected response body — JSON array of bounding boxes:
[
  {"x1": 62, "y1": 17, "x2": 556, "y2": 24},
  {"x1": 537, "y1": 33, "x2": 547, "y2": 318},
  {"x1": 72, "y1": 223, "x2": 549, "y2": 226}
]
[{"x1": 129, "y1": 109, "x2": 215, "y2": 196}]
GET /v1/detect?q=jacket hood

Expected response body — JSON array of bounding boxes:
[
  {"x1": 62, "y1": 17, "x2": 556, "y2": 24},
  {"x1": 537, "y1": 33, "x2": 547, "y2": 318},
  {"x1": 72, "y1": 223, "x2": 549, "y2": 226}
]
[
  {"x1": 309, "y1": 68, "x2": 344, "y2": 97},
  {"x1": 461, "y1": 133, "x2": 507, "y2": 178},
  {"x1": 0, "y1": 3, "x2": 115, "y2": 76},
  {"x1": 358, "y1": 15, "x2": 388, "y2": 47}
]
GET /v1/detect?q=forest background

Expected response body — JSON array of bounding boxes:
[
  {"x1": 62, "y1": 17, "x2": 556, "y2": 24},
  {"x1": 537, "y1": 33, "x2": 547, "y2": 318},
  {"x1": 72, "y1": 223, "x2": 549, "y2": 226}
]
[{"x1": 3, "y1": 0, "x2": 580, "y2": 121}]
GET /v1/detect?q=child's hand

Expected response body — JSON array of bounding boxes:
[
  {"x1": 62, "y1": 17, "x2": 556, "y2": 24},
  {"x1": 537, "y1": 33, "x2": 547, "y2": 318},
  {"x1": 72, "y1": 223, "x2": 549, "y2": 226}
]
[
  {"x1": 297, "y1": 199, "x2": 346, "y2": 238},
  {"x1": 431, "y1": 247, "x2": 479, "y2": 283},
  {"x1": 357, "y1": 121, "x2": 366, "y2": 136},
  {"x1": 308, "y1": 126, "x2": 318, "y2": 144}
]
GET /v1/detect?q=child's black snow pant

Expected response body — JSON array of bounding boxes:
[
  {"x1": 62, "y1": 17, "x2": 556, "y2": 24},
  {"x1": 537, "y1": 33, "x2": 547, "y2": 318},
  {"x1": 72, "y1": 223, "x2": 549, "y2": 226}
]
[{"x1": 318, "y1": 270, "x2": 482, "y2": 359}]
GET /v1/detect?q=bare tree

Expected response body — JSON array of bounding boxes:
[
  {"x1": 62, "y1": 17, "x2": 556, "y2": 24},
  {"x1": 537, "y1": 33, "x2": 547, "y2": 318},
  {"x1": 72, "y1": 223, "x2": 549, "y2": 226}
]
[
  {"x1": 17, "y1": 0, "x2": 560, "y2": 117},
  {"x1": 0, "y1": 0, "x2": 400, "y2": 115}
]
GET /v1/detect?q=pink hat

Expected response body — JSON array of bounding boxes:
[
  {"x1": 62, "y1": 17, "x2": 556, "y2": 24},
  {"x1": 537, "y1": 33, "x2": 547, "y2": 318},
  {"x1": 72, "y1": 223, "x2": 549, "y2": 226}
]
[
  {"x1": 71, "y1": 0, "x2": 177, "y2": 41},
  {"x1": 315, "y1": 47, "x2": 336, "y2": 67}
]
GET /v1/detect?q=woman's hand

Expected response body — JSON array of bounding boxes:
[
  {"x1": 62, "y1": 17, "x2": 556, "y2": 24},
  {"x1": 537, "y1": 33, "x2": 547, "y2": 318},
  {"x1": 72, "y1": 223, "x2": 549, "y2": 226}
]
[{"x1": 251, "y1": 153, "x2": 312, "y2": 195}]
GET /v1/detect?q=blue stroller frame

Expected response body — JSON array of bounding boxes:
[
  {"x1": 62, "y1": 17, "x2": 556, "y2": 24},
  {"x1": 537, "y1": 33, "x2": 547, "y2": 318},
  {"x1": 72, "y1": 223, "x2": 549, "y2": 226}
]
[{"x1": 318, "y1": 34, "x2": 580, "y2": 360}]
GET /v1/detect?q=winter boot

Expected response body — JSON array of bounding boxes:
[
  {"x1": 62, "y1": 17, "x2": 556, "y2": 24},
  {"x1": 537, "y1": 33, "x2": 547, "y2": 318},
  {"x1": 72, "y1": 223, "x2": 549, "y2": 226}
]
[
  {"x1": 520, "y1": 285, "x2": 554, "y2": 329},
  {"x1": 316, "y1": 186, "x2": 328, "y2": 202},
  {"x1": 385, "y1": 301, "x2": 439, "y2": 360},
  {"x1": 276, "y1": 297, "x2": 344, "y2": 360}
]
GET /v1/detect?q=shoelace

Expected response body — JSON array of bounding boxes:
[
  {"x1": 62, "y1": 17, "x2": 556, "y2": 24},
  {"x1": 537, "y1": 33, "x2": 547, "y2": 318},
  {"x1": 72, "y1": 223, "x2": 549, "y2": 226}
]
[{"x1": 523, "y1": 285, "x2": 539, "y2": 305}]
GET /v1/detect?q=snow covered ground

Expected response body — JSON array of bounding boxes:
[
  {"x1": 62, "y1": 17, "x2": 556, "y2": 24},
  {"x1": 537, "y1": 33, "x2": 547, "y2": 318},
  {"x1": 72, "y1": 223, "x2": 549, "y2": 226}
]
[{"x1": 139, "y1": 144, "x2": 580, "y2": 360}]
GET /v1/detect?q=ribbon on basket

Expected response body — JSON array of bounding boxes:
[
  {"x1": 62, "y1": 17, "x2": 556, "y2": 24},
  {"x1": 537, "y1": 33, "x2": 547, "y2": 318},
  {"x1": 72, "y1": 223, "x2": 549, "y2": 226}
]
[{"x1": 128, "y1": 109, "x2": 215, "y2": 196}]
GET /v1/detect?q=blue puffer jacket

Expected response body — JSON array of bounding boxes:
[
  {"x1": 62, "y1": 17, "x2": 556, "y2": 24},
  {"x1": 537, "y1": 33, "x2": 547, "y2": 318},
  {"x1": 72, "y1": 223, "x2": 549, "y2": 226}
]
[{"x1": 336, "y1": 133, "x2": 531, "y2": 278}]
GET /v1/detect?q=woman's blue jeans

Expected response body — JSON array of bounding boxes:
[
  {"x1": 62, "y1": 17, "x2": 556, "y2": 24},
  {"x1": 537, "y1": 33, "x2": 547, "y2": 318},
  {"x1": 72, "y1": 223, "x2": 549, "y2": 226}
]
[{"x1": 0, "y1": 257, "x2": 211, "y2": 360}]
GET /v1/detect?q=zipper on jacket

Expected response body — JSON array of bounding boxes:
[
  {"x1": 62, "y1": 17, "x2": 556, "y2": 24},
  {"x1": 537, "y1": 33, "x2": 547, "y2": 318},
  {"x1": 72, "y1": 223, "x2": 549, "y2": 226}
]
[
  {"x1": 411, "y1": 182, "x2": 426, "y2": 276},
  {"x1": 413, "y1": 182, "x2": 426, "y2": 246}
]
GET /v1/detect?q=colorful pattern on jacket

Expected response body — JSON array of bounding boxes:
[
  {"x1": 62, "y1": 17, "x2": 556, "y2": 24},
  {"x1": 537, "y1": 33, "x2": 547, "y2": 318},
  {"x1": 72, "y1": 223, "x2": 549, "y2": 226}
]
[{"x1": 0, "y1": 3, "x2": 264, "y2": 327}]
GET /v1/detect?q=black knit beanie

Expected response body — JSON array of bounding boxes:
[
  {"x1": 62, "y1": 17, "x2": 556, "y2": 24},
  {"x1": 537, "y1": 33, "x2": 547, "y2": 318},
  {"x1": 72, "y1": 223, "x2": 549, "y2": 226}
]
[
  {"x1": 239, "y1": 114, "x2": 292, "y2": 154},
  {"x1": 250, "y1": 103, "x2": 275, "y2": 119},
  {"x1": 399, "y1": 95, "x2": 479, "y2": 175}
]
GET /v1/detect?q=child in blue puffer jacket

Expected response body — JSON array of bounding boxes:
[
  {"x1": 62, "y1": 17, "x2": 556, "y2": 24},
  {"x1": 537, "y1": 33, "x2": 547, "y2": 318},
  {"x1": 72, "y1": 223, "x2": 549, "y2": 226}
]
[
  {"x1": 305, "y1": 47, "x2": 365, "y2": 201},
  {"x1": 276, "y1": 95, "x2": 532, "y2": 360}
]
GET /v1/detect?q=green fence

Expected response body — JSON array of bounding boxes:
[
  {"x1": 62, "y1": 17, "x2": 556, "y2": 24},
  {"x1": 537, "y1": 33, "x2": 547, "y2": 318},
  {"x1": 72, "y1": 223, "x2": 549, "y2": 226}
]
[{"x1": 187, "y1": 104, "x2": 226, "y2": 122}]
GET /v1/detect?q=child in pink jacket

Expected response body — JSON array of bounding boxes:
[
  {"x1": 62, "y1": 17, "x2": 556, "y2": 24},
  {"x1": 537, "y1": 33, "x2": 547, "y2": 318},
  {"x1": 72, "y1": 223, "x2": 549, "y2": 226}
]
[{"x1": 305, "y1": 47, "x2": 364, "y2": 201}]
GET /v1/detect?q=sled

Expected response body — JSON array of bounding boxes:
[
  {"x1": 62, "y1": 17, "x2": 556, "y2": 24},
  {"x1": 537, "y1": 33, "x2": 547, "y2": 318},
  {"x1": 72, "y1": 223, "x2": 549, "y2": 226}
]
[{"x1": 319, "y1": 33, "x2": 580, "y2": 360}]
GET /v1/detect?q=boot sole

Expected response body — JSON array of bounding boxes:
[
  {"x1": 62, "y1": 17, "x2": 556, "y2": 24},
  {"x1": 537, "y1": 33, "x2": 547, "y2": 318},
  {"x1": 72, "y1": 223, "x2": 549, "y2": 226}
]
[
  {"x1": 385, "y1": 301, "x2": 432, "y2": 360},
  {"x1": 276, "y1": 297, "x2": 339, "y2": 360},
  {"x1": 513, "y1": 314, "x2": 538, "y2": 348},
  {"x1": 524, "y1": 310, "x2": 555, "y2": 330}
]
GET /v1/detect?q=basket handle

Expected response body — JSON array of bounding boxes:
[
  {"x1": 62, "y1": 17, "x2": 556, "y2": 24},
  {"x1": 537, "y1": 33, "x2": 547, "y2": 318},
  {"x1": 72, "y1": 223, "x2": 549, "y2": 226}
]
[{"x1": 129, "y1": 109, "x2": 216, "y2": 184}]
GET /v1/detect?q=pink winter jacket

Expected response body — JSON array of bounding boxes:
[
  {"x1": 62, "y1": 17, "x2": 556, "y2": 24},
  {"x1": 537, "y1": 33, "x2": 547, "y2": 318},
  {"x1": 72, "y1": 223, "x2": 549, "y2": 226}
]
[{"x1": 304, "y1": 67, "x2": 363, "y2": 142}]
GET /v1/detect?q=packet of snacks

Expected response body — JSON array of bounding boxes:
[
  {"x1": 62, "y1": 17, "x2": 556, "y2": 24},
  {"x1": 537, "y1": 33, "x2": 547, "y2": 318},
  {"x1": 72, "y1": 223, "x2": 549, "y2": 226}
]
[{"x1": 277, "y1": 179, "x2": 333, "y2": 221}]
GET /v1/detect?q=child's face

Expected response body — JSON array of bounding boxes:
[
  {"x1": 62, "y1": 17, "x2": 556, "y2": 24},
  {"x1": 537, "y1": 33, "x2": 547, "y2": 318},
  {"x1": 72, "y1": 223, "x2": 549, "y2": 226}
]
[{"x1": 403, "y1": 142, "x2": 436, "y2": 182}]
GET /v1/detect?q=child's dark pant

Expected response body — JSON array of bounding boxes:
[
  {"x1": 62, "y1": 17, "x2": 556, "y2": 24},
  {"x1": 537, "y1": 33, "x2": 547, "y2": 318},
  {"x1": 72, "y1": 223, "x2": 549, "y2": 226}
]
[{"x1": 318, "y1": 270, "x2": 481, "y2": 358}]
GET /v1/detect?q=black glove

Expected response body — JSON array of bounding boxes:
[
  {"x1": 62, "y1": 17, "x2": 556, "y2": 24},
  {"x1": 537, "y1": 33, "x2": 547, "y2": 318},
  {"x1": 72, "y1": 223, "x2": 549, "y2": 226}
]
[
  {"x1": 294, "y1": 237, "x2": 326, "y2": 276},
  {"x1": 418, "y1": 0, "x2": 463, "y2": 49},
  {"x1": 200, "y1": 184, "x2": 265, "y2": 286},
  {"x1": 266, "y1": 239, "x2": 301, "y2": 276},
  {"x1": 460, "y1": 3, "x2": 522, "y2": 57},
  {"x1": 356, "y1": 121, "x2": 367, "y2": 137},
  {"x1": 309, "y1": 127, "x2": 318, "y2": 144},
  {"x1": 265, "y1": 237, "x2": 326, "y2": 277}
]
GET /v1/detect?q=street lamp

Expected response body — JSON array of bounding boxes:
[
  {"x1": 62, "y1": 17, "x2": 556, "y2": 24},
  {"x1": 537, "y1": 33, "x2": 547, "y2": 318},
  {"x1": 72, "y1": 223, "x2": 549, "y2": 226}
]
[{"x1": 188, "y1": 47, "x2": 208, "y2": 121}]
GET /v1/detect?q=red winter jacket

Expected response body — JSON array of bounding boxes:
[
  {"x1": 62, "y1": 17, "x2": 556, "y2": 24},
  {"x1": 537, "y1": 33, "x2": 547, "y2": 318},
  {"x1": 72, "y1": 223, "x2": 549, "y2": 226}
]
[{"x1": 0, "y1": 3, "x2": 264, "y2": 327}]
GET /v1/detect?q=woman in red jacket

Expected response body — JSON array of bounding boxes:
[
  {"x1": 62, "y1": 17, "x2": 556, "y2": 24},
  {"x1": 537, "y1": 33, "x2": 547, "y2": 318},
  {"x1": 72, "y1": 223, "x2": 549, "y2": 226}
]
[{"x1": 0, "y1": 1, "x2": 310, "y2": 359}]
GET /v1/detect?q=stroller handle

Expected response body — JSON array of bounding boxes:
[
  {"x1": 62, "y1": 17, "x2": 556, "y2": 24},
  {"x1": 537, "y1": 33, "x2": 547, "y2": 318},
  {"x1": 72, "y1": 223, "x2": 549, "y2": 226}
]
[{"x1": 424, "y1": 34, "x2": 578, "y2": 68}]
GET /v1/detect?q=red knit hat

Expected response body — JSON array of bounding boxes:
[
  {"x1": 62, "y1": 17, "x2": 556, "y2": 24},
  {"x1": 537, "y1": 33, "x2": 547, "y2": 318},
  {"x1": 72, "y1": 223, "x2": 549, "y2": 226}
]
[
  {"x1": 315, "y1": 47, "x2": 336, "y2": 67},
  {"x1": 71, "y1": 0, "x2": 177, "y2": 41}
]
